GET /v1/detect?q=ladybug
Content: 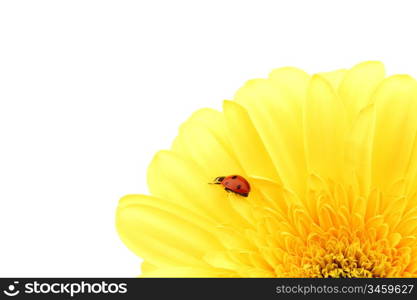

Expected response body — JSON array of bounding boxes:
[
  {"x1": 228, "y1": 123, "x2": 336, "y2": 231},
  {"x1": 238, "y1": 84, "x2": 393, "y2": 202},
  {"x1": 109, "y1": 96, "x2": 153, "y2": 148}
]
[{"x1": 211, "y1": 175, "x2": 250, "y2": 197}]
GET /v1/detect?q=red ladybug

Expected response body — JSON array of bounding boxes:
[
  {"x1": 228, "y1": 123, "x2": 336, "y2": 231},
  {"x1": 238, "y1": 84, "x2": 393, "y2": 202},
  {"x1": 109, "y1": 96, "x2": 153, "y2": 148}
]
[{"x1": 211, "y1": 175, "x2": 250, "y2": 197}]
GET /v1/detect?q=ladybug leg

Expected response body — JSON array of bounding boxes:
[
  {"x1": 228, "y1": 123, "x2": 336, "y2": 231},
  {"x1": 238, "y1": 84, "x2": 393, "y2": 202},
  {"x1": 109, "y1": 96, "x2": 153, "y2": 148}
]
[
  {"x1": 224, "y1": 187, "x2": 232, "y2": 193},
  {"x1": 209, "y1": 181, "x2": 222, "y2": 185}
]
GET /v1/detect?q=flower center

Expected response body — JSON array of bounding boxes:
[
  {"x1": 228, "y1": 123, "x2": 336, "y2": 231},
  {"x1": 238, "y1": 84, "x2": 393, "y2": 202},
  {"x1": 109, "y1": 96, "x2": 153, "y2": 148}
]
[
  {"x1": 303, "y1": 253, "x2": 373, "y2": 278},
  {"x1": 297, "y1": 236, "x2": 397, "y2": 278},
  {"x1": 224, "y1": 180, "x2": 414, "y2": 277}
]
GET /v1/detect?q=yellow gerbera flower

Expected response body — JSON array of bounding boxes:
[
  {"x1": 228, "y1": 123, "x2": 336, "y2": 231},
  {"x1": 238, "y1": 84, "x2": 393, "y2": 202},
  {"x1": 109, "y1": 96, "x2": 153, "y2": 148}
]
[{"x1": 116, "y1": 61, "x2": 417, "y2": 278}]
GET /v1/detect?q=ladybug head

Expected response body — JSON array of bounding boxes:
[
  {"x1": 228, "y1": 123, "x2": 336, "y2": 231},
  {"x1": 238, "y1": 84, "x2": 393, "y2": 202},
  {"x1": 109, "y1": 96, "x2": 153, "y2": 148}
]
[{"x1": 212, "y1": 176, "x2": 225, "y2": 184}]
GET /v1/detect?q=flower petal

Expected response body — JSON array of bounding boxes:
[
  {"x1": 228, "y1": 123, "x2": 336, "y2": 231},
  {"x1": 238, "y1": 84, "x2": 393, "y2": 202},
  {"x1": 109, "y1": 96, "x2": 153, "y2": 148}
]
[
  {"x1": 345, "y1": 104, "x2": 375, "y2": 196},
  {"x1": 116, "y1": 194, "x2": 224, "y2": 268},
  {"x1": 268, "y1": 66, "x2": 310, "y2": 108},
  {"x1": 222, "y1": 100, "x2": 281, "y2": 183},
  {"x1": 318, "y1": 69, "x2": 347, "y2": 90},
  {"x1": 339, "y1": 61, "x2": 386, "y2": 123},
  {"x1": 118, "y1": 194, "x2": 216, "y2": 232},
  {"x1": 141, "y1": 265, "x2": 233, "y2": 277},
  {"x1": 233, "y1": 70, "x2": 309, "y2": 196},
  {"x1": 371, "y1": 75, "x2": 417, "y2": 197},
  {"x1": 147, "y1": 150, "x2": 249, "y2": 226},
  {"x1": 304, "y1": 75, "x2": 348, "y2": 182},
  {"x1": 172, "y1": 108, "x2": 245, "y2": 179}
]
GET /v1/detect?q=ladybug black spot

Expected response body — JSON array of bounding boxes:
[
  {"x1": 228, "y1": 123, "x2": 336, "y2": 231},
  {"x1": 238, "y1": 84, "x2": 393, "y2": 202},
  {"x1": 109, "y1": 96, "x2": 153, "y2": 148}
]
[
  {"x1": 232, "y1": 175, "x2": 237, "y2": 179},
  {"x1": 236, "y1": 185, "x2": 241, "y2": 189}
]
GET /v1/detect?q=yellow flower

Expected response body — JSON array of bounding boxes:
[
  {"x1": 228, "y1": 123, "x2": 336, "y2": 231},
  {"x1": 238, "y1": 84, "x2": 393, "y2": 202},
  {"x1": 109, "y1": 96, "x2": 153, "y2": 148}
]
[{"x1": 116, "y1": 61, "x2": 417, "y2": 277}]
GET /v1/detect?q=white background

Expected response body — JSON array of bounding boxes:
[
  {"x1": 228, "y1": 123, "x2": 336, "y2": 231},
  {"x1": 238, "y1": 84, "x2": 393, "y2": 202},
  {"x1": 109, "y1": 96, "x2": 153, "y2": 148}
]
[{"x1": 1, "y1": 0, "x2": 417, "y2": 277}]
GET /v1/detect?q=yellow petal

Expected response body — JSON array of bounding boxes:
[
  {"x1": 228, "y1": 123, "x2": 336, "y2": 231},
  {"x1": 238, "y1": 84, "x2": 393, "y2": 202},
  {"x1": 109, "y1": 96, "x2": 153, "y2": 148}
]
[
  {"x1": 304, "y1": 75, "x2": 348, "y2": 182},
  {"x1": 339, "y1": 61, "x2": 386, "y2": 123},
  {"x1": 318, "y1": 69, "x2": 347, "y2": 90},
  {"x1": 222, "y1": 100, "x2": 281, "y2": 183},
  {"x1": 172, "y1": 108, "x2": 244, "y2": 179},
  {"x1": 204, "y1": 251, "x2": 240, "y2": 270},
  {"x1": 140, "y1": 258, "x2": 234, "y2": 277},
  {"x1": 345, "y1": 104, "x2": 376, "y2": 196},
  {"x1": 118, "y1": 194, "x2": 216, "y2": 233},
  {"x1": 147, "y1": 150, "x2": 248, "y2": 226},
  {"x1": 268, "y1": 66, "x2": 310, "y2": 108},
  {"x1": 141, "y1": 261, "x2": 158, "y2": 274},
  {"x1": 215, "y1": 225, "x2": 256, "y2": 251},
  {"x1": 249, "y1": 176, "x2": 292, "y2": 214},
  {"x1": 116, "y1": 194, "x2": 224, "y2": 267},
  {"x1": 234, "y1": 71, "x2": 309, "y2": 196},
  {"x1": 365, "y1": 189, "x2": 380, "y2": 220},
  {"x1": 371, "y1": 75, "x2": 417, "y2": 196},
  {"x1": 141, "y1": 266, "x2": 232, "y2": 277}
]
